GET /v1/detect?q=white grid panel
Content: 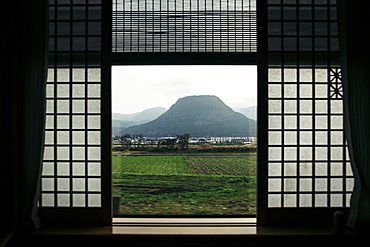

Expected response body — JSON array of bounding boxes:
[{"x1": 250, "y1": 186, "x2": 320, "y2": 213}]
[
  {"x1": 41, "y1": 0, "x2": 103, "y2": 208},
  {"x1": 266, "y1": 0, "x2": 353, "y2": 209}
]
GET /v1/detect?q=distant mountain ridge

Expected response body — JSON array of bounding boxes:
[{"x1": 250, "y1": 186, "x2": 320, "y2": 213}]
[
  {"x1": 113, "y1": 107, "x2": 167, "y2": 122},
  {"x1": 119, "y1": 95, "x2": 256, "y2": 137},
  {"x1": 112, "y1": 107, "x2": 167, "y2": 136},
  {"x1": 236, "y1": 106, "x2": 257, "y2": 121}
]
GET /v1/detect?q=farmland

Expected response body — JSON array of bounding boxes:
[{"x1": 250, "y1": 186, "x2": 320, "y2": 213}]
[
  {"x1": 112, "y1": 155, "x2": 197, "y2": 175},
  {"x1": 113, "y1": 153, "x2": 257, "y2": 215}
]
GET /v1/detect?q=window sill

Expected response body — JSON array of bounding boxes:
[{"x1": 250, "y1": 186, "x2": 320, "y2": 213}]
[
  {"x1": 112, "y1": 217, "x2": 257, "y2": 235},
  {"x1": 13, "y1": 220, "x2": 368, "y2": 247},
  {"x1": 25, "y1": 217, "x2": 357, "y2": 236}
]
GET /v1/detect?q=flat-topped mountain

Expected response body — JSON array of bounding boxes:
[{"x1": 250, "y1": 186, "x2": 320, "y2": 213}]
[{"x1": 120, "y1": 95, "x2": 256, "y2": 137}]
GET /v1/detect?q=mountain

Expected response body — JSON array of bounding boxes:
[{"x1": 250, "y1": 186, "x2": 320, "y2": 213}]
[
  {"x1": 113, "y1": 107, "x2": 167, "y2": 122},
  {"x1": 120, "y1": 95, "x2": 256, "y2": 137},
  {"x1": 131, "y1": 107, "x2": 167, "y2": 123},
  {"x1": 236, "y1": 106, "x2": 257, "y2": 121},
  {"x1": 112, "y1": 112, "x2": 139, "y2": 122},
  {"x1": 112, "y1": 119, "x2": 139, "y2": 136},
  {"x1": 112, "y1": 119, "x2": 135, "y2": 128},
  {"x1": 112, "y1": 107, "x2": 167, "y2": 136}
]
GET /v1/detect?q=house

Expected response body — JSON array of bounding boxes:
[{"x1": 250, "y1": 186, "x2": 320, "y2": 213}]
[{"x1": 2, "y1": 0, "x2": 370, "y2": 246}]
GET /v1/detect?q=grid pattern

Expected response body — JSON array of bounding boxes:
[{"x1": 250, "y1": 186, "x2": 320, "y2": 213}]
[
  {"x1": 41, "y1": 0, "x2": 104, "y2": 208},
  {"x1": 266, "y1": 0, "x2": 353, "y2": 209},
  {"x1": 112, "y1": 0, "x2": 256, "y2": 52}
]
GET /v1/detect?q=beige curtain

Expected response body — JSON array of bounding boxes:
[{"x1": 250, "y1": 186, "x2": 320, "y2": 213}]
[{"x1": 338, "y1": 0, "x2": 370, "y2": 231}]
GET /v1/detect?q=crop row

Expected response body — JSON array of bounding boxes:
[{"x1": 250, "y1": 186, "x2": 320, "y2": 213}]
[
  {"x1": 187, "y1": 155, "x2": 256, "y2": 176},
  {"x1": 112, "y1": 155, "x2": 198, "y2": 175},
  {"x1": 112, "y1": 155, "x2": 256, "y2": 176}
]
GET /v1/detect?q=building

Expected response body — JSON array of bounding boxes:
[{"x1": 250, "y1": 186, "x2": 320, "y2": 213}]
[{"x1": 2, "y1": 0, "x2": 370, "y2": 246}]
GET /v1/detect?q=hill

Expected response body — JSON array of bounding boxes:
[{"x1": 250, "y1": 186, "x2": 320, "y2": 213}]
[
  {"x1": 112, "y1": 107, "x2": 167, "y2": 136},
  {"x1": 120, "y1": 95, "x2": 256, "y2": 137},
  {"x1": 236, "y1": 106, "x2": 257, "y2": 121},
  {"x1": 131, "y1": 107, "x2": 167, "y2": 122},
  {"x1": 112, "y1": 119, "x2": 138, "y2": 136},
  {"x1": 113, "y1": 107, "x2": 167, "y2": 122}
]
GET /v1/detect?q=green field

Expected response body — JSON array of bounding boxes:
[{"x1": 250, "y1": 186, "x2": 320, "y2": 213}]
[{"x1": 113, "y1": 154, "x2": 257, "y2": 215}]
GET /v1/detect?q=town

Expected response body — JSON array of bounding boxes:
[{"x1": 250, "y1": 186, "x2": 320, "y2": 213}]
[{"x1": 112, "y1": 135, "x2": 257, "y2": 145}]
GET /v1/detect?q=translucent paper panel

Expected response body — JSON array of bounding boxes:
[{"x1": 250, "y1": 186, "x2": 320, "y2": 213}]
[
  {"x1": 42, "y1": 0, "x2": 104, "y2": 210},
  {"x1": 267, "y1": 68, "x2": 352, "y2": 208},
  {"x1": 88, "y1": 194, "x2": 101, "y2": 207},
  {"x1": 73, "y1": 194, "x2": 86, "y2": 207},
  {"x1": 43, "y1": 70, "x2": 102, "y2": 207}
]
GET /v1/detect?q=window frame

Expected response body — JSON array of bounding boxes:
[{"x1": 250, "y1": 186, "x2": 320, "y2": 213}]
[
  {"x1": 110, "y1": 0, "x2": 259, "y2": 221},
  {"x1": 39, "y1": 0, "x2": 112, "y2": 225},
  {"x1": 257, "y1": 0, "x2": 351, "y2": 226},
  {"x1": 40, "y1": 0, "x2": 352, "y2": 227}
]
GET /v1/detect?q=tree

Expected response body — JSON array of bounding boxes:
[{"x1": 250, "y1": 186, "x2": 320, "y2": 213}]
[
  {"x1": 166, "y1": 138, "x2": 177, "y2": 149},
  {"x1": 132, "y1": 133, "x2": 144, "y2": 147},
  {"x1": 177, "y1": 133, "x2": 190, "y2": 149},
  {"x1": 119, "y1": 133, "x2": 132, "y2": 150},
  {"x1": 157, "y1": 138, "x2": 176, "y2": 149}
]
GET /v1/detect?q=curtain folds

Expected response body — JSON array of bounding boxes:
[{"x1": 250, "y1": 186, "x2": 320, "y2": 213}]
[
  {"x1": 337, "y1": 0, "x2": 370, "y2": 231},
  {"x1": 5, "y1": 0, "x2": 49, "y2": 230}
]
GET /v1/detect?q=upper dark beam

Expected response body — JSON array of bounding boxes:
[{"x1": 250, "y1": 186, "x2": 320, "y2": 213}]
[{"x1": 112, "y1": 52, "x2": 257, "y2": 65}]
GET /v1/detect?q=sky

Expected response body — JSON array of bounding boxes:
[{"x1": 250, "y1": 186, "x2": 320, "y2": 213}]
[{"x1": 112, "y1": 65, "x2": 257, "y2": 114}]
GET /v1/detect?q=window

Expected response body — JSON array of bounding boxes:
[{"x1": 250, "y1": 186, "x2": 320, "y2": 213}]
[
  {"x1": 258, "y1": 0, "x2": 352, "y2": 225},
  {"x1": 112, "y1": 65, "x2": 257, "y2": 216},
  {"x1": 112, "y1": 0, "x2": 257, "y2": 52},
  {"x1": 111, "y1": 0, "x2": 258, "y2": 219},
  {"x1": 39, "y1": 0, "x2": 111, "y2": 224},
  {"x1": 40, "y1": 0, "x2": 352, "y2": 226}
]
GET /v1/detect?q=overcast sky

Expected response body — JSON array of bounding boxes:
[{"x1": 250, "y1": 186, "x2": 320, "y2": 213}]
[{"x1": 112, "y1": 65, "x2": 257, "y2": 114}]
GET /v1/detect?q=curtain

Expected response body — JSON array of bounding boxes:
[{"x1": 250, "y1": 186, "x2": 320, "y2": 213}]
[
  {"x1": 3, "y1": 0, "x2": 49, "y2": 230},
  {"x1": 337, "y1": 0, "x2": 370, "y2": 231}
]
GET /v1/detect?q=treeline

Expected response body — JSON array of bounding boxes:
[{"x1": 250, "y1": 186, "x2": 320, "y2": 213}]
[{"x1": 112, "y1": 143, "x2": 257, "y2": 153}]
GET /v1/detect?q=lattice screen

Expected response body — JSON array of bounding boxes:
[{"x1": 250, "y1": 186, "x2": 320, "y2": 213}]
[
  {"x1": 265, "y1": 0, "x2": 353, "y2": 210},
  {"x1": 112, "y1": 0, "x2": 256, "y2": 52},
  {"x1": 41, "y1": 0, "x2": 105, "y2": 208}
]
